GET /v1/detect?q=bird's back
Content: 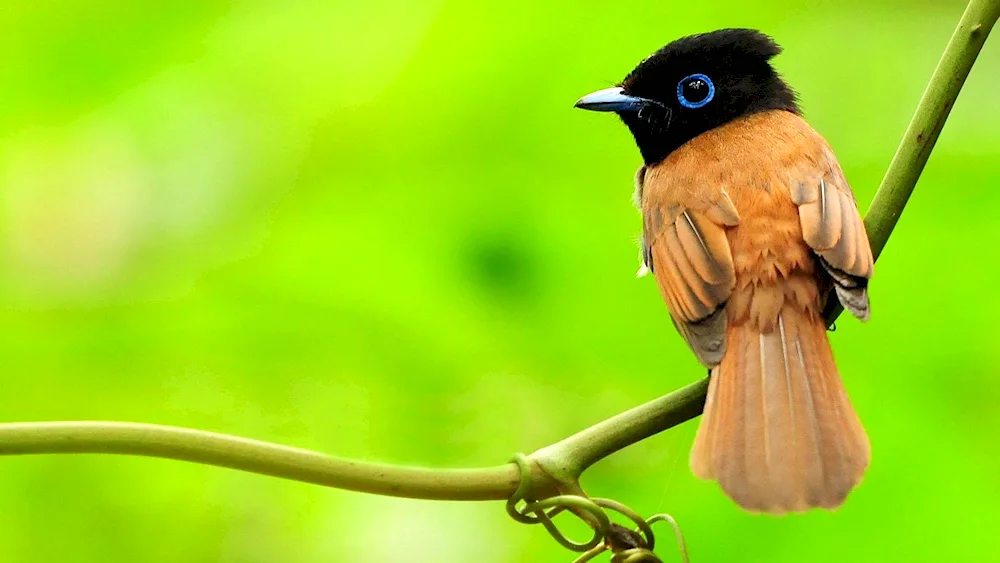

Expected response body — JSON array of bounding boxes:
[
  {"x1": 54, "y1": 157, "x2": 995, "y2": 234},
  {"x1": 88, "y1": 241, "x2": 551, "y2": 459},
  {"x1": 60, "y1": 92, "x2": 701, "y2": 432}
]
[{"x1": 641, "y1": 110, "x2": 872, "y2": 513}]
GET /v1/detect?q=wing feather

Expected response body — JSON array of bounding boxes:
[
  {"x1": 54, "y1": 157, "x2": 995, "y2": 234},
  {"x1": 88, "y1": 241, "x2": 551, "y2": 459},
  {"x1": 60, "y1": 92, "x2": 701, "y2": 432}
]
[
  {"x1": 791, "y1": 156, "x2": 873, "y2": 321},
  {"x1": 644, "y1": 193, "x2": 739, "y2": 366}
]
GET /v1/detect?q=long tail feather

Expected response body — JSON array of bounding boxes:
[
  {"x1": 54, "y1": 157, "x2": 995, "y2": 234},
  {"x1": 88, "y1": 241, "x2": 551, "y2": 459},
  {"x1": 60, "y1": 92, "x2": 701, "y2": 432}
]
[{"x1": 690, "y1": 306, "x2": 869, "y2": 513}]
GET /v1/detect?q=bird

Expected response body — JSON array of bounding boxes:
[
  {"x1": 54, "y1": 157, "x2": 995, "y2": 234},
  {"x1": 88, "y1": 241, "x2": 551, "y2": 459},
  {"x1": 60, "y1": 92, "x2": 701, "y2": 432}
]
[{"x1": 574, "y1": 28, "x2": 873, "y2": 514}]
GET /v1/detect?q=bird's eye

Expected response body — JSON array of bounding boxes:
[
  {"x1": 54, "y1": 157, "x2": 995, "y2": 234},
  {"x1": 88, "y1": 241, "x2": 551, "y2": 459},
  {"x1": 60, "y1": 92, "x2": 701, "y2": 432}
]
[{"x1": 677, "y1": 74, "x2": 715, "y2": 109}]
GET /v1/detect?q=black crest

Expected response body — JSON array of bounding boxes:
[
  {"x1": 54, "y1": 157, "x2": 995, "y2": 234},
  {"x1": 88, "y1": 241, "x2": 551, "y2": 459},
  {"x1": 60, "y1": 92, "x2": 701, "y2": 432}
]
[{"x1": 617, "y1": 29, "x2": 799, "y2": 165}]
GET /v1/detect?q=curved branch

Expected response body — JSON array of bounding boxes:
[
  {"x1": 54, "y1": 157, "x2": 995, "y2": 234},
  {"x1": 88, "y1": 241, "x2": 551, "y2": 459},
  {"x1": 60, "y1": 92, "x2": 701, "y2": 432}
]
[
  {"x1": 0, "y1": 381, "x2": 708, "y2": 501},
  {"x1": 863, "y1": 0, "x2": 1000, "y2": 261},
  {"x1": 532, "y1": 379, "x2": 708, "y2": 479},
  {"x1": 0, "y1": 421, "x2": 518, "y2": 500},
  {"x1": 824, "y1": 0, "x2": 1000, "y2": 322}
]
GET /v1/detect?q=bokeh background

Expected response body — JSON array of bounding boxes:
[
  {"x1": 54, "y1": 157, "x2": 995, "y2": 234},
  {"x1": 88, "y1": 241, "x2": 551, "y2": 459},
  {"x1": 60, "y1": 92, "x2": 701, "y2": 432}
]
[{"x1": 2, "y1": 1, "x2": 999, "y2": 561}]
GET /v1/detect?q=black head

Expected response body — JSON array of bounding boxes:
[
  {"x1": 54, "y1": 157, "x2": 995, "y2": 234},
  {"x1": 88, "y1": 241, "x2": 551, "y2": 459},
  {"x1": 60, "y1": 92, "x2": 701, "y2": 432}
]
[{"x1": 575, "y1": 29, "x2": 799, "y2": 165}]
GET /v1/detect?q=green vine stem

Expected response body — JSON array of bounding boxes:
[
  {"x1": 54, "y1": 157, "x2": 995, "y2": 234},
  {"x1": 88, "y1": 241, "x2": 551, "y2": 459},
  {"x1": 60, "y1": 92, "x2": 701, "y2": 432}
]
[
  {"x1": 529, "y1": 379, "x2": 707, "y2": 482},
  {"x1": 863, "y1": 0, "x2": 1000, "y2": 259},
  {"x1": 0, "y1": 380, "x2": 706, "y2": 501},
  {"x1": 0, "y1": 0, "x2": 997, "y2": 505},
  {"x1": 0, "y1": 421, "x2": 518, "y2": 500},
  {"x1": 824, "y1": 0, "x2": 1000, "y2": 322}
]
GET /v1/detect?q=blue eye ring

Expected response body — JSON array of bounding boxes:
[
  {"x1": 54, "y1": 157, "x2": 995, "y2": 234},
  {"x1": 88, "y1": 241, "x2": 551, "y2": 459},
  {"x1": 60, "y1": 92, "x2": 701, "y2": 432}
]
[{"x1": 677, "y1": 74, "x2": 715, "y2": 109}]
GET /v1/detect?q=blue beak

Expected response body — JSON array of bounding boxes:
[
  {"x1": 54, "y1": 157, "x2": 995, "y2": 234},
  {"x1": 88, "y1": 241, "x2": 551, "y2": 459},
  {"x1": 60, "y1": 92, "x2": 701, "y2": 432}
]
[{"x1": 574, "y1": 87, "x2": 653, "y2": 112}]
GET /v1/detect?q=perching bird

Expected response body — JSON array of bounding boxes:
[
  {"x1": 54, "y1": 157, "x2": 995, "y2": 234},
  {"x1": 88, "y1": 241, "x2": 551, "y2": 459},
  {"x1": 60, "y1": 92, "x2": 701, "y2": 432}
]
[{"x1": 575, "y1": 29, "x2": 873, "y2": 514}]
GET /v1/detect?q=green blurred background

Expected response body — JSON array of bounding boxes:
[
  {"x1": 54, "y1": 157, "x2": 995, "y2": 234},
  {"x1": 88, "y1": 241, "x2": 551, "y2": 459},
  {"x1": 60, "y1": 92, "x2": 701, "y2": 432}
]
[{"x1": 2, "y1": 1, "x2": 999, "y2": 561}]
